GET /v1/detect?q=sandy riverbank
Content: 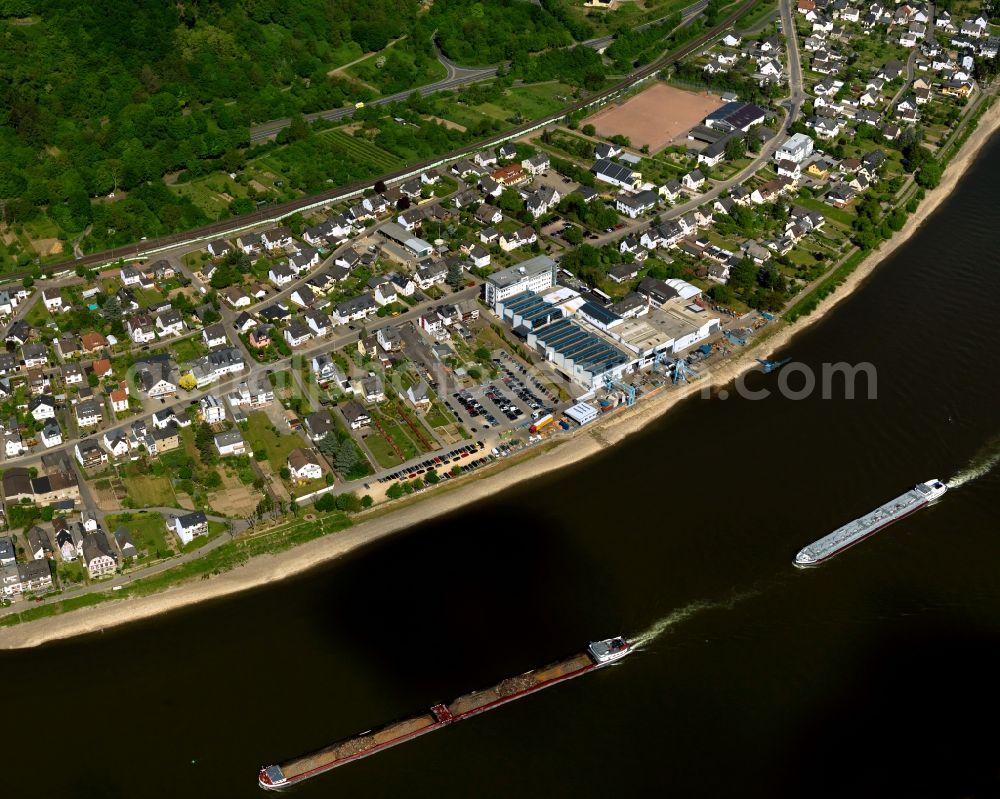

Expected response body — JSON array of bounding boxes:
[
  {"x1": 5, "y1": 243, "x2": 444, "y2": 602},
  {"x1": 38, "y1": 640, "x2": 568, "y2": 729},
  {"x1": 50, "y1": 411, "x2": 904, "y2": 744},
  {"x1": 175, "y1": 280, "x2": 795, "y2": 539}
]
[{"x1": 4, "y1": 100, "x2": 1000, "y2": 650}]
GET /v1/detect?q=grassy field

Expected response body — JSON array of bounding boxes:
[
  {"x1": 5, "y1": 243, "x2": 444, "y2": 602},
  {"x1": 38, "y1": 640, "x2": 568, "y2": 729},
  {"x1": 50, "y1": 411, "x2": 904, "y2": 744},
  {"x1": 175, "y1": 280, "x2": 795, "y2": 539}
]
[
  {"x1": 170, "y1": 336, "x2": 208, "y2": 364},
  {"x1": 243, "y1": 412, "x2": 309, "y2": 474},
  {"x1": 24, "y1": 301, "x2": 51, "y2": 327},
  {"x1": 443, "y1": 83, "x2": 578, "y2": 130},
  {"x1": 107, "y1": 511, "x2": 173, "y2": 559},
  {"x1": 425, "y1": 401, "x2": 453, "y2": 429},
  {"x1": 363, "y1": 431, "x2": 403, "y2": 469},
  {"x1": 122, "y1": 473, "x2": 177, "y2": 508},
  {"x1": 171, "y1": 174, "x2": 251, "y2": 219}
]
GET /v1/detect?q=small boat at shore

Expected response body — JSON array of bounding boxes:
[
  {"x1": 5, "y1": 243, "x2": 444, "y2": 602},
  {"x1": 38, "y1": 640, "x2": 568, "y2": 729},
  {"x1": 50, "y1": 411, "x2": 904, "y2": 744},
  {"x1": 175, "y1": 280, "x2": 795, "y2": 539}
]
[{"x1": 258, "y1": 637, "x2": 630, "y2": 790}]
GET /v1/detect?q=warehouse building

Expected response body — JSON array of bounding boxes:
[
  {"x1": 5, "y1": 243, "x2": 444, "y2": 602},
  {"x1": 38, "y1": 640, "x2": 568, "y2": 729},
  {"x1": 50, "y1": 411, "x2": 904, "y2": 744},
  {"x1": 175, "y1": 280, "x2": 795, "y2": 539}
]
[
  {"x1": 527, "y1": 317, "x2": 635, "y2": 390},
  {"x1": 565, "y1": 402, "x2": 599, "y2": 426},
  {"x1": 377, "y1": 221, "x2": 433, "y2": 259}
]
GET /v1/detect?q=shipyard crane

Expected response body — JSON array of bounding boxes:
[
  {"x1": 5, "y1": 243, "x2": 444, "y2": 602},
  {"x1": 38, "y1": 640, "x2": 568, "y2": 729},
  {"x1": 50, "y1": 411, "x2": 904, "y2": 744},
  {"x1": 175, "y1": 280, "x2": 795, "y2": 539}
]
[
  {"x1": 603, "y1": 374, "x2": 637, "y2": 407},
  {"x1": 672, "y1": 358, "x2": 696, "y2": 385}
]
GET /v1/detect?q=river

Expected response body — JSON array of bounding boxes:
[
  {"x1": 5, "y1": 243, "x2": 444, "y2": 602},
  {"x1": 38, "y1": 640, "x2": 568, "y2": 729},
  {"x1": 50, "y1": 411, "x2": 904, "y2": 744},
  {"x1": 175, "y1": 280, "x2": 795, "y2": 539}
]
[{"x1": 6, "y1": 135, "x2": 1000, "y2": 799}]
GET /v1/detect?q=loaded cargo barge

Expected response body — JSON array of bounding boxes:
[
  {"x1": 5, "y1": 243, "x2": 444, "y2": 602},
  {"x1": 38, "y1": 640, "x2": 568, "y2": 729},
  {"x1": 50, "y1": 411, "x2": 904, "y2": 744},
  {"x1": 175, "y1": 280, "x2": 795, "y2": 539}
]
[{"x1": 258, "y1": 637, "x2": 629, "y2": 790}]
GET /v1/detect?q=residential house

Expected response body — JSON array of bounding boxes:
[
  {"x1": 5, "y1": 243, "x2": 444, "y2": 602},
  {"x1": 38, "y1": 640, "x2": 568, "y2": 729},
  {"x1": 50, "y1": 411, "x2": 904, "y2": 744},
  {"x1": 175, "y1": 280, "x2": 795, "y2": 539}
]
[
  {"x1": 269, "y1": 263, "x2": 295, "y2": 287},
  {"x1": 202, "y1": 323, "x2": 228, "y2": 349},
  {"x1": 127, "y1": 315, "x2": 156, "y2": 344},
  {"x1": 102, "y1": 430, "x2": 131, "y2": 459},
  {"x1": 304, "y1": 309, "x2": 330, "y2": 337},
  {"x1": 110, "y1": 384, "x2": 129, "y2": 414},
  {"x1": 62, "y1": 363, "x2": 86, "y2": 386},
  {"x1": 499, "y1": 227, "x2": 537, "y2": 252},
  {"x1": 26, "y1": 526, "x2": 52, "y2": 560},
  {"x1": 154, "y1": 309, "x2": 185, "y2": 337},
  {"x1": 332, "y1": 294, "x2": 377, "y2": 326},
  {"x1": 615, "y1": 189, "x2": 659, "y2": 219},
  {"x1": 261, "y1": 227, "x2": 293, "y2": 251},
  {"x1": 248, "y1": 326, "x2": 271, "y2": 349},
  {"x1": 29, "y1": 396, "x2": 56, "y2": 421},
  {"x1": 199, "y1": 394, "x2": 226, "y2": 424},
  {"x1": 40, "y1": 420, "x2": 62, "y2": 448},
  {"x1": 682, "y1": 170, "x2": 706, "y2": 191},
  {"x1": 304, "y1": 410, "x2": 336, "y2": 441},
  {"x1": 75, "y1": 398, "x2": 103, "y2": 428},
  {"x1": 290, "y1": 286, "x2": 316, "y2": 308},
  {"x1": 283, "y1": 320, "x2": 313, "y2": 347},
  {"x1": 137, "y1": 363, "x2": 177, "y2": 398},
  {"x1": 41, "y1": 288, "x2": 63, "y2": 313},
  {"x1": 172, "y1": 511, "x2": 209, "y2": 545},
  {"x1": 214, "y1": 428, "x2": 246, "y2": 457},
  {"x1": 74, "y1": 439, "x2": 107, "y2": 469},
  {"x1": 340, "y1": 400, "x2": 370, "y2": 430},
  {"x1": 114, "y1": 529, "x2": 138, "y2": 559},
  {"x1": 287, "y1": 448, "x2": 323, "y2": 483},
  {"x1": 82, "y1": 533, "x2": 116, "y2": 578}
]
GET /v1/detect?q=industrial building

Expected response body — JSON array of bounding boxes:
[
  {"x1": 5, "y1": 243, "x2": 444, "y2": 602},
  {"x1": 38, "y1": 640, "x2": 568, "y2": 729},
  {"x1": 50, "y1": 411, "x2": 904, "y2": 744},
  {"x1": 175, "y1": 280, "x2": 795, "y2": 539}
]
[
  {"x1": 484, "y1": 256, "x2": 558, "y2": 306},
  {"x1": 495, "y1": 292, "x2": 564, "y2": 333},
  {"x1": 527, "y1": 317, "x2": 634, "y2": 390}
]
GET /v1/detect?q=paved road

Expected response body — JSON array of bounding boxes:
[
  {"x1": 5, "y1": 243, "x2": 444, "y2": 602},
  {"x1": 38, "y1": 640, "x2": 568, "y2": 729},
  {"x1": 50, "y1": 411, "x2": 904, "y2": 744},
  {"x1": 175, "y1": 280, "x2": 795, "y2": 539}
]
[{"x1": 779, "y1": 0, "x2": 806, "y2": 126}]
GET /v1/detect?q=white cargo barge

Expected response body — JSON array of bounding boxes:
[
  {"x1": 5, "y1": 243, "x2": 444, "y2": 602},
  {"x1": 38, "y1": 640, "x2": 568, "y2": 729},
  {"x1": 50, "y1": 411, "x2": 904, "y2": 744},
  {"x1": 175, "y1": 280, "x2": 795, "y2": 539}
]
[{"x1": 795, "y1": 479, "x2": 947, "y2": 567}]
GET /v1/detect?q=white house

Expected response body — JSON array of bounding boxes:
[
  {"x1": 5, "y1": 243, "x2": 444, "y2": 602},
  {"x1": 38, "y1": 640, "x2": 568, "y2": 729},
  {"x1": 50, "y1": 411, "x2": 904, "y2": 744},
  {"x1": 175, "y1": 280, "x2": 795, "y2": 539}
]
[
  {"x1": 615, "y1": 190, "x2": 659, "y2": 219},
  {"x1": 29, "y1": 396, "x2": 56, "y2": 421},
  {"x1": 172, "y1": 511, "x2": 209, "y2": 545},
  {"x1": 202, "y1": 324, "x2": 228, "y2": 349},
  {"x1": 287, "y1": 448, "x2": 323, "y2": 482},
  {"x1": 82, "y1": 534, "x2": 117, "y2": 578},
  {"x1": 75, "y1": 399, "x2": 103, "y2": 428},
  {"x1": 4, "y1": 431, "x2": 22, "y2": 458},
  {"x1": 269, "y1": 264, "x2": 295, "y2": 287},
  {"x1": 42, "y1": 289, "x2": 63, "y2": 313},
  {"x1": 120, "y1": 267, "x2": 142, "y2": 286},
  {"x1": 214, "y1": 428, "x2": 246, "y2": 457},
  {"x1": 682, "y1": 170, "x2": 706, "y2": 191},
  {"x1": 283, "y1": 321, "x2": 313, "y2": 347},
  {"x1": 127, "y1": 316, "x2": 156, "y2": 345},
  {"x1": 199, "y1": 394, "x2": 226, "y2": 424},
  {"x1": 102, "y1": 431, "x2": 131, "y2": 459},
  {"x1": 775, "y1": 133, "x2": 815, "y2": 163},
  {"x1": 261, "y1": 227, "x2": 293, "y2": 251},
  {"x1": 40, "y1": 420, "x2": 62, "y2": 448},
  {"x1": 154, "y1": 309, "x2": 185, "y2": 338}
]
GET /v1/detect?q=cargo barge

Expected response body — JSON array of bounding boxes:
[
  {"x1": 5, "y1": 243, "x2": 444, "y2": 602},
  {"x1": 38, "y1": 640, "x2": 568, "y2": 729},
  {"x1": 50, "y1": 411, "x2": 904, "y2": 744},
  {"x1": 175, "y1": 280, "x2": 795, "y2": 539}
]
[
  {"x1": 795, "y1": 478, "x2": 947, "y2": 567},
  {"x1": 258, "y1": 637, "x2": 629, "y2": 790}
]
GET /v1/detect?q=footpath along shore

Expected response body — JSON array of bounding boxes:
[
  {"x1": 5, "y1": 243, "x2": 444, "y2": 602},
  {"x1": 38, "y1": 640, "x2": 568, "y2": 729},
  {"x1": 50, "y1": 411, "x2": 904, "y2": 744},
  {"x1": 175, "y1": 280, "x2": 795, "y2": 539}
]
[{"x1": 3, "y1": 100, "x2": 1000, "y2": 650}]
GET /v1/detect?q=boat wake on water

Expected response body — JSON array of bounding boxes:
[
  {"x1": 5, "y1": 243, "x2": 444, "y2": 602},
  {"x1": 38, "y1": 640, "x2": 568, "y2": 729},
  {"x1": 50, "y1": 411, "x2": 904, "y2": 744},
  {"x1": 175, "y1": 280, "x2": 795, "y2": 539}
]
[
  {"x1": 629, "y1": 589, "x2": 760, "y2": 650},
  {"x1": 947, "y1": 437, "x2": 1000, "y2": 488}
]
